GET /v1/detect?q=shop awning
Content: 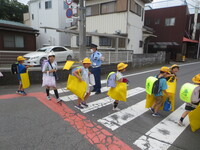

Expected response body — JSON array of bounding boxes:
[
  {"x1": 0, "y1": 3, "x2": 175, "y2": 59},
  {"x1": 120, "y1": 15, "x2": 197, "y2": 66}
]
[{"x1": 183, "y1": 37, "x2": 199, "y2": 43}]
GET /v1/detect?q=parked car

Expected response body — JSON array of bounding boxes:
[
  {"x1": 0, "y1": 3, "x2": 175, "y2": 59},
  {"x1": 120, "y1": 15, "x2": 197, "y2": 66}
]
[{"x1": 23, "y1": 46, "x2": 74, "y2": 66}]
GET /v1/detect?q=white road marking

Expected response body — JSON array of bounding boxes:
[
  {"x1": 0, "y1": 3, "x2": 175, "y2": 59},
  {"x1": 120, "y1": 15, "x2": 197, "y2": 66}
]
[
  {"x1": 60, "y1": 86, "x2": 109, "y2": 102},
  {"x1": 133, "y1": 104, "x2": 189, "y2": 150},
  {"x1": 78, "y1": 87, "x2": 146, "y2": 113},
  {"x1": 97, "y1": 100, "x2": 147, "y2": 131},
  {"x1": 50, "y1": 88, "x2": 68, "y2": 94}
]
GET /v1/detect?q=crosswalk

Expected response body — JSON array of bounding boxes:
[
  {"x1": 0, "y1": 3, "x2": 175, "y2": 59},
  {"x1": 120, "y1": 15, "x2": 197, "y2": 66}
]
[{"x1": 50, "y1": 84, "x2": 191, "y2": 150}]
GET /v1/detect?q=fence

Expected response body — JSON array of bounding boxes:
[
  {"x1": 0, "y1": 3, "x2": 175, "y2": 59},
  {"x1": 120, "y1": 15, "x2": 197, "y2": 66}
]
[{"x1": 73, "y1": 51, "x2": 133, "y2": 64}]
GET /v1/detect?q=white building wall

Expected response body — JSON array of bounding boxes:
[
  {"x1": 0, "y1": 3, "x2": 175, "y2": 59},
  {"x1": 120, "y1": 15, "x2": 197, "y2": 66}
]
[
  {"x1": 29, "y1": 0, "x2": 71, "y2": 49},
  {"x1": 86, "y1": 13, "x2": 127, "y2": 34},
  {"x1": 127, "y1": 0, "x2": 145, "y2": 53}
]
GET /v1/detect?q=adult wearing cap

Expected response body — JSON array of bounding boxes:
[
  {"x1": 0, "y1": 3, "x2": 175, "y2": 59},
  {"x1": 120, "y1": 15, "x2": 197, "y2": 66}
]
[
  {"x1": 90, "y1": 44, "x2": 103, "y2": 94},
  {"x1": 42, "y1": 52, "x2": 62, "y2": 103},
  {"x1": 149, "y1": 66, "x2": 170, "y2": 117},
  {"x1": 16, "y1": 56, "x2": 32, "y2": 95}
]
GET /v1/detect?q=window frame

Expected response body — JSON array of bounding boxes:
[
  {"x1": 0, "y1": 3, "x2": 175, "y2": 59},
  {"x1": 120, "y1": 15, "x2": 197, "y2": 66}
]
[
  {"x1": 3, "y1": 35, "x2": 24, "y2": 48},
  {"x1": 165, "y1": 17, "x2": 176, "y2": 26},
  {"x1": 45, "y1": 0, "x2": 52, "y2": 9},
  {"x1": 101, "y1": 1, "x2": 116, "y2": 15},
  {"x1": 99, "y1": 37, "x2": 112, "y2": 46}
]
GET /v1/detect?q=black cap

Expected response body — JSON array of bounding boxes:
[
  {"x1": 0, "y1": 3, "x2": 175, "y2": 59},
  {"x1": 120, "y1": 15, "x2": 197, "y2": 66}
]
[{"x1": 90, "y1": 43, "x2": 98, "y2": 48}]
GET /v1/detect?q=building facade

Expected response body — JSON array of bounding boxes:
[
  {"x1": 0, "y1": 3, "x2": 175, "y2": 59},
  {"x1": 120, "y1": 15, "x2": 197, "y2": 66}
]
[
  {"x1": 71, "y1": 0, "x2": 152, "y2": 54},
  {"x1": 145, "y1": 5, "x2": 200, "y2": 60},
  {"x1": 0, "y1": 20, "x2": 38, "y2": 51},
  {"x1": 27, "y1": 0, "x2": 73, "y2": 49}
]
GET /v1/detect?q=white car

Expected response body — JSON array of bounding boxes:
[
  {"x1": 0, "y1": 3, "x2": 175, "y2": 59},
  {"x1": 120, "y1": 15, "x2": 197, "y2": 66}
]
[{"x1": 23, "y1": 46, "x2": 74, "y2": 66}]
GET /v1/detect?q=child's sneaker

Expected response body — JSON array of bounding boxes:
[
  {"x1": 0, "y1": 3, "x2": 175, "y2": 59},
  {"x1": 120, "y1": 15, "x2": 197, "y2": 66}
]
[
  {"x1": 56, "y1": 98, "x2": 62, "y2": 103},
  {"x1": 47, "y1": 96, "x2": 51, "y2": 100},
  {"x1": 152, "y1": 113, "x2": 160, "y2": 117},
  {"x1": 77, "y1": 104, "x2": 84, "y2": 109},
  {"x1": 16, "y1": 90, "x2": 21, "y2": 94},
  {"x1": 81, "y1": 102, "x2": 88, "y2": 107},
  {"x1": 113, "y1": 107, "x2": 121, "y2": 111},
  {"x1": 21, "y1": 91, "x2": 27, "y2": 95},
  {"x1": 178, "y1": 120, "x2": 184, "y2": 126},
  {"x1": 149, "y1": 107, "x2": 154, "y2": 113}
]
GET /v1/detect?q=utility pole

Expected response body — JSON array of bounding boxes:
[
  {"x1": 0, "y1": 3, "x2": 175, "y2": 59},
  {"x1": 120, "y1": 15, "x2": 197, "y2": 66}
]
[
  {"x1": 192, "y1": 0, "x2": 200, "y2": 40},
  {"x1": 79, "y1": 0, "x2": 86, "y2": 60}
]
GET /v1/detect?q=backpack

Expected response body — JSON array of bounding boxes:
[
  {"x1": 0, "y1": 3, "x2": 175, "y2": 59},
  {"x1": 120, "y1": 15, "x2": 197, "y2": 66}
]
[
  {"x1": 11, "y1": 62, "x2": 19, "y2": 74},
  {"x1": 41, "y1": 60, "x2": 48, "y2": 70},
  {"x1": 107, "y1": 72, "x2": 117, "y2": 87},
  {"x1": 152, "y1": 76, "x2": 164, "y2": 95}
]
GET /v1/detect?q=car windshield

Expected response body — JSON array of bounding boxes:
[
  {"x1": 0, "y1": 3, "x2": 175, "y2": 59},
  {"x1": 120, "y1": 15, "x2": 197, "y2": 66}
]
[{"x1": 36, "y1": 47, "x2": 51, "y2": 52}]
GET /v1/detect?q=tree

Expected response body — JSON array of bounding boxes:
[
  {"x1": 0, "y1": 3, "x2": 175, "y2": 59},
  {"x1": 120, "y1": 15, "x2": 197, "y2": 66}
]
[{"x1": 0, "y1": 0, "x2": 28, "y2": 23}]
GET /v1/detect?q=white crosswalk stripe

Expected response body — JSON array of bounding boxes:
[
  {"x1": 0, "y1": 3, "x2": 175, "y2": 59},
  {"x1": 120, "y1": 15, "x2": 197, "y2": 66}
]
[
  {"x1": 133, "y1": 104, "x2": 189, "y2": 150},
  {"x1": 60, "y1": 86, "x2": 109, "y2": 102},
  {"x1": 97, "y1": 100, "x2": 147, "y2": 131},
  {"x1": 78, "y1": 87, "x2": 146, "y2": 113},
  {"x1": 50, "y1": 88, "x2": 68, "y2": 94}
]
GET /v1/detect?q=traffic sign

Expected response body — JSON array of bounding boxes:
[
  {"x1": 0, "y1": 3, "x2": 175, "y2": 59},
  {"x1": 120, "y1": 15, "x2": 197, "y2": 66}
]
[
  {"x1": 66, "y1": 0, "x2": 73, "y2": 5},
  {"x1": 66, "y1": 8, "x2": 73, "y2": 18}
]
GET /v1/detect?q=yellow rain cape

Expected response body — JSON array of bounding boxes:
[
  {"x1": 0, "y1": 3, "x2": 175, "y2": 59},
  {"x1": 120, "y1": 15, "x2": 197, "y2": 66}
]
[
  {"x1": 107, "y1": 82, "x2": 127, "y2": 102},
  {"x1": 67, "y1": 74, "x2": 87, "y2": 100},
  {"x1": 20, "y1": 71, "x2": 30, "y2": 89},
  {"x1": 145, "y1": 77, "x2": 176, "y2": 111},
  {"x1": 189, "y1": 105, "x2": 200, "y2": 132}
]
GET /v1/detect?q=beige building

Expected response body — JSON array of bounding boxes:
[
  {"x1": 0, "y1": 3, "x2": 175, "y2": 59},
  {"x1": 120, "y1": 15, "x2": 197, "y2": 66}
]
[{"x1": 71, "y1": 0, "x2": 152, "y2": 54}]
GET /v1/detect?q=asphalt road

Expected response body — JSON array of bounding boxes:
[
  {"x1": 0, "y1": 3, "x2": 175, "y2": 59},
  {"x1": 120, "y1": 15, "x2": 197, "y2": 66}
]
[{"x1": 0, "y1": 61, "x2": 200, "y2": 150}]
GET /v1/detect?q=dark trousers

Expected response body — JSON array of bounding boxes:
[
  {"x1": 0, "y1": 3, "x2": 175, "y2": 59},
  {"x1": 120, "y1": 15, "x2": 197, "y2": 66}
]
[{"x1": 91, "y1": 67, "x2": 101, "y2": 92}]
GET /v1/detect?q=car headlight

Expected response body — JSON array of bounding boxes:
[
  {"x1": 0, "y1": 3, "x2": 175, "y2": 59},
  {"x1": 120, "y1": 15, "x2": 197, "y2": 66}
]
[{"x1": 30, "y1": 56, "x2": 39, "y2": 60}]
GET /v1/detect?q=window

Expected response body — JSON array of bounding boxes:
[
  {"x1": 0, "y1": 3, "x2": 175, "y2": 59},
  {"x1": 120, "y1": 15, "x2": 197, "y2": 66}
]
[
  {"x1": 32, "y1": 14, "x2": 34, "y2": 20},
  {"x1": 39, "y1": 2, "x2": 41, "y2": 9},
  {"x1": 139, "y1": 40, "x2": 143, "y2": 48},
  {"x1": 86, "y1": 5, "x2": 99, "y2": 16},
  {"x1": 191, "y1": 23, "x2": 200, "y2": 30},
  {"x1": 112, "y1": 38, "x2": 126, "y2": 48},
  {"x1": 165, "y1": 18, "x2": 175, "y2": 26},
  {"x1": 76, "y1": 36, "x2": 92, "y2": 46},
  {"x1": 45, "y1": 0, "x2": 52, "y2": 9},
  {"x1": 130, "y1": 0, "x2": 142, "y2": 16},
  {"x1": 52, "y1": 47, "x2": 66, "y2": 52},
  {"x1": 101, "y1": 2, "x2": 116, "y2": 14},
  {"x1": 99, "y1": 37, "x2": 112, "y2": 46},
  {"x1": 155, "y1": 19, "x2": 160, "y2": 25},
  {"x1": 4, "y1": 35, "x2": 24, "y2": 48}
]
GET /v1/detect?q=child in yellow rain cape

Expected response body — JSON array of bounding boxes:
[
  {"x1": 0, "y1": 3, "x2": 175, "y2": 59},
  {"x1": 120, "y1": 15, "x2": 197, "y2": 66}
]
[
  {"x1": 107, "y1": 62, "x2": 128, "y2": 111},
  {"x1": 72, "y1": 58, "x2": 92, "y2": 109},
  {"x1": 16, "y1": 56, "x2": 32, "y2": 96},
  {"x1": 165, "y1": 64, "x2": 180, "y2": 111},
  {"x1": 178, "y1": 74, "x2": 200, "y2": 128},
  {"x1": 146, "y1": 67, "x2": 170, "y2": 117}
]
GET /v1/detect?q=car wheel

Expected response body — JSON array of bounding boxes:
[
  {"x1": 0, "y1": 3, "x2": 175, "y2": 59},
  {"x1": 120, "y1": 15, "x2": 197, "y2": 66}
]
[
  {"x1": 66, "y1": 55, "x2": 72, "y2": 60},
  {"x1": 40, "y1": 57, "x2": 47, "y2": 65}
]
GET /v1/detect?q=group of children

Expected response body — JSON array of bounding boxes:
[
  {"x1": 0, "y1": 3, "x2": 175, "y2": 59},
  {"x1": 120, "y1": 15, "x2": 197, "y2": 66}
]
[{"x1": 15, "y1": 55, "x2": 200, "y2": 125}]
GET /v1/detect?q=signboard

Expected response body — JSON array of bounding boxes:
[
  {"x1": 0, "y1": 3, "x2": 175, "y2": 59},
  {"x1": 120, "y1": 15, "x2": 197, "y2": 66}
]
[
  {"x1": 66, "y1": 0, "x2": 73, "y2": 5},
  {"x1": 66, "y1": 8, "x2": 73, "y2": 18},
  {"x1": 66, "y1": 18, "x2": 73, "y2": 23}
]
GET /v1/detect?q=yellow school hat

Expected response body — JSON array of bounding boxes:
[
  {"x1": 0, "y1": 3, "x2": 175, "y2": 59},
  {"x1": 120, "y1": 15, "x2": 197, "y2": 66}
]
[
  {"x1": 171, "y1": 64, "x2": 179, "y2": 69},
  {"x1": 192, "y1": 74, "x2": 200, "y2": 84},
  {"x1": 117, "y1": 62, "x2": 128, "y2": 71},
  {"x1": 17, "y1": 56, "x2": 26, "y2": 61},
  {"x1": 82, "y1": 58, "x2": 92, "y2": 64},
  {"x1": 160, "y1": 66, "x2": 170, "y2": 73}
]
